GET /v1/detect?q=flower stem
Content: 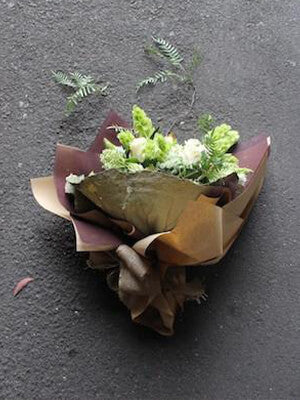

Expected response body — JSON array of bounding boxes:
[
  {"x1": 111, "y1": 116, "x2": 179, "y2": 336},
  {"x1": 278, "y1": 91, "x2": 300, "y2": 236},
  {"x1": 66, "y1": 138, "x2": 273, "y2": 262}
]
[{"x1": 168, "y1": 83, "x2": 196, "y2": 133}]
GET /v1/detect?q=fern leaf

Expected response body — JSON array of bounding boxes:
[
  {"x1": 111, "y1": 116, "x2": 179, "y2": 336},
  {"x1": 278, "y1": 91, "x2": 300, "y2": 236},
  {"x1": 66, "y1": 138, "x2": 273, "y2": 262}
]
[
  {"x1": 52, "y1": 71, "x2": 76, "y2": 88},
  {"x1": 197, "y1": 114, "x2": 215, "y2": 135},
  {"x1": 70, "y1": 72, "x2": 94, "y2": 87},
  {"x1": 53, "y1": 70, "x2": 109, "y2": 115},
  {"x1": 137, "y1": 71, "x2": 167, "y2": 89},
  {"x1": 152, "y1": 37, "x2": 184, "y2": 67},
  {"x1": 137, "y1": 70, "x2": 184, "y2": 90},
  {"x1": 65, "y1": 94, "x2": 78, "y2": 115}
]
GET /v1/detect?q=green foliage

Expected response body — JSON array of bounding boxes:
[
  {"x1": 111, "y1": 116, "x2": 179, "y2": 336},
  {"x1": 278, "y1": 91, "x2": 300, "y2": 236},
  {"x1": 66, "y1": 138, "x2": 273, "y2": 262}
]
[
  {"x1": 137, "y1": 37, "x2": 200, "y2": 91},
  {"x1": 198, "y1": 115, "x2": 251, "y2": 183},
  {"x1": 52, "y1": 71, "x2": 109, "y2": 115},
  {"x1": 52, "y1": 71, "x2": 77, "y2": 88},
  {"x1": 197, "y1": 114, "x2": 215, "y2": 135},
  {"x1": 152, "y1": 36, "x2": 184, "y2": 66},
  {"x1": 137, "y1": 70, "x2": 183, "y2": 90}
]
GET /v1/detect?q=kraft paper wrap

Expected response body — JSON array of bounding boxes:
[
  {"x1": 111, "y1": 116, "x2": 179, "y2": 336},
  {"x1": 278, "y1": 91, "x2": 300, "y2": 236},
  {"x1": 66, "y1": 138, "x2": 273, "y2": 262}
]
[{"x1": 31, "y1": 111, "x2": 271, "y2": 335}]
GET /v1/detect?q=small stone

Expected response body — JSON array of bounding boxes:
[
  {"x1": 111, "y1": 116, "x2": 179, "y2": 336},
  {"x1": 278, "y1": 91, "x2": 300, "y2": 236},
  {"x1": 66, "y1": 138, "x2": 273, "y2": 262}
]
[{"x1": 286, "y1": 60, "x2": 296, "y2": 67}]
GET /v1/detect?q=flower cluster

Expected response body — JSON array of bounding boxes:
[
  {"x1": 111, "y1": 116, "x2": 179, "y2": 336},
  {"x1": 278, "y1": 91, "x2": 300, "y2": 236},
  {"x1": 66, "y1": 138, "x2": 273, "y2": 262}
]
[
  {"x1": 100, "y1": 105, "x2": 175, "y2": 173},
  {"x1": 100, "y1": 106, "x2": 250, "y2": 185}
]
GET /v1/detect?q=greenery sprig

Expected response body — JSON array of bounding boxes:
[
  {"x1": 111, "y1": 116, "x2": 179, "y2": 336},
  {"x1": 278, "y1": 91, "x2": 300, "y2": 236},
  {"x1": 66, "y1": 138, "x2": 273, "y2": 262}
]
[
  {"x1": 193, "y1": 114, "x2": 252, "y2": 183},
  {"x1": 137, "y1": 36, "x2": 201, "y2": 132},
  {"x1": 137, "y1": 36, "x2": 200, "y2": 90},
  {"x1": 52, "y1": 71, "x2": 109, "y2": 115}
]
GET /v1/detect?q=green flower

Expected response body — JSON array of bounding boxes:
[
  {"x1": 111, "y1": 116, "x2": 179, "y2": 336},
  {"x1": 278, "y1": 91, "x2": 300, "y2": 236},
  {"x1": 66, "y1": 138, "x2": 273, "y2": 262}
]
[
  {"x1": 144, "y1": 139, "x2": 163, "y2": 162},
  {"x1": 117, "y1": 129, "x2": 135, "y2": 150},
  {"x1": 132, "y1": 105, "x2": 155, "y2": 138},
  {"x1": 154, "y1": 133, "x2": 175, "y2": 156},
  {"x1": 100, "y1": 147, "x2": 126, "y2": 170},
  {"x1": 126, "y1": 162, "x2": 144, "y2": 173},
  {"x1": 208, "y1": 124, "x2": 239, "y2": 154}
]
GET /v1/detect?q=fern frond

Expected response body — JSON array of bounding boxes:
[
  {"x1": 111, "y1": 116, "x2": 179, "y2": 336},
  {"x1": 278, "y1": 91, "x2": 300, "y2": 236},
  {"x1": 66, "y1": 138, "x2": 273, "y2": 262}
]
[
  {"x1": 137, "y1": 70, "x2": 183, "y2": 91},
  {"x1": 65, "y1": 94, "x2": 78, "y2": 115},
  {"x1": 52, "y1": 71, "x2": 76, "y2": 88},
  {"x1": 197, "y1": 114, "x2": 215, "y2": 135},
  {"x1": 152, "y1": 37, "x2": 184, "y2": 67},
  {"x1": 106, "y1": 124, "x2": 127, "y2": 132},
  {"x1": 137, "y1": 71, "x2": 168, "y2": 89},
  {"x1": 70, "y1": 72, "x2": 94, "y2": 87},
  {"x1": 65, "y1": 84, "x2": 94, "y2": 115},
  {"x1": 53, "y1": 70, "x2": 109, "y2": 115}
]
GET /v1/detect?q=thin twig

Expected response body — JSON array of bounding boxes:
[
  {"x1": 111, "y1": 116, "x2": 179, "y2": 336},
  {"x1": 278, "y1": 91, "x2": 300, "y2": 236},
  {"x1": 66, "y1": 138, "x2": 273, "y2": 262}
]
[{"x1": 168, "y1": 83, "x2": 196, "y2": 133}]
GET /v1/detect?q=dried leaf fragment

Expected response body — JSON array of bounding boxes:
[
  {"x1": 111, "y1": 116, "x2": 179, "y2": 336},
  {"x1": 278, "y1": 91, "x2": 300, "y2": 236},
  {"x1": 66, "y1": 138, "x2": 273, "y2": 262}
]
[{"x1": 13, "y1": 277, "x2": 34, "y2": 297}]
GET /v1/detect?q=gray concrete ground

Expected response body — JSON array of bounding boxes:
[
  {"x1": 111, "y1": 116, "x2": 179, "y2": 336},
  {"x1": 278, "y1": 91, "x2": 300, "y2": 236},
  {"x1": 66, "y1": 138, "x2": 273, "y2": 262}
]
[{"x1": 1, "y1": 1, "x2": 299, "y2": 399}]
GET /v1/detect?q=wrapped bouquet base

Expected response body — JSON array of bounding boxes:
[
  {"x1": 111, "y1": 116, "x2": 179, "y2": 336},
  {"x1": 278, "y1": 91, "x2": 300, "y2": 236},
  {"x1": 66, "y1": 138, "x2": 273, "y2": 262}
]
[{"x1": 31, "y1": 111, "x2": 270, "y2": 335}]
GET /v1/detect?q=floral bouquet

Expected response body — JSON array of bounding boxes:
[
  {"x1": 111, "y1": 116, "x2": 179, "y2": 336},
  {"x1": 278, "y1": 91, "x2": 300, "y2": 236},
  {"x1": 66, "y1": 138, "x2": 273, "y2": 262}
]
[{"x1": 31, "y1": 106, "x2": 270, "y2": 335}]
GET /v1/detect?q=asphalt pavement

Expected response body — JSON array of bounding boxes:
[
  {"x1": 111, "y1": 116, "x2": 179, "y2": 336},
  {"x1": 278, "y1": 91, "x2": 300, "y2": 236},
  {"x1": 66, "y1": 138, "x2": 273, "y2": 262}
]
[{"x1": 1, "y1": 1, "x2": 299, "y2": 399}]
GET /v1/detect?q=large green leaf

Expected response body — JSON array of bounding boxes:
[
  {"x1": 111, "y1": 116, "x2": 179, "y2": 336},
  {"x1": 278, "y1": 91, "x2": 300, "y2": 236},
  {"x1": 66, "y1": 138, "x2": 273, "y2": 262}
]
[{"x1": 78, "y1": 170, "x2": 217, "y2": 235}]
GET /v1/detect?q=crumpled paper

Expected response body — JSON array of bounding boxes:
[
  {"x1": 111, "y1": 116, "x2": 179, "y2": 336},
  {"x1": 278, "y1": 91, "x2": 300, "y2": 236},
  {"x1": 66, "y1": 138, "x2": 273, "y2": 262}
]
[{"x1": 31, "y1": 110, "x2": 271, "y2": 335}]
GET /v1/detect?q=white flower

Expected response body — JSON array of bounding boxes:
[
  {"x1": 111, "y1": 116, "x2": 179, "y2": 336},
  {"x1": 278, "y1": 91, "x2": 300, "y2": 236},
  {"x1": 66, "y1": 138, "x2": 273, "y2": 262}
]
[
  {"x1": 115, "y1": 146, "x2": 126, "y2": 155},
  {"x1": 158, "y1": 139, "x2": 205, "y2": 174},
  {"x1": 129, "y1": 137, "x2": 147, "y2": 162},
  {"x1": 65, "y1": 173, "x2": 85, "y2": 194},
  {"x1": 157, "y1": 144, "x2": 184, "y2": 172},
  {"x1": 182, "y1": 139, "x2": 205, "y2": 166}
]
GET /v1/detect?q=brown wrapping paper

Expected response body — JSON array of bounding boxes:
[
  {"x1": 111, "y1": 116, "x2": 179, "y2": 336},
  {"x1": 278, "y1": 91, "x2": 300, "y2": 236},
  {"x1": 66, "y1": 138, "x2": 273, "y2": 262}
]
[{"x1": 31, "y1": 111, "x2": 271, "y2": 335}]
